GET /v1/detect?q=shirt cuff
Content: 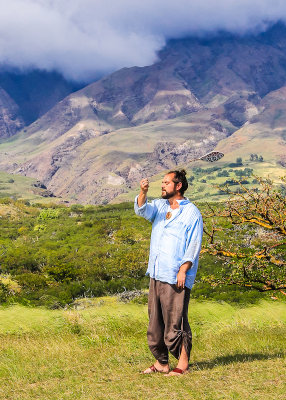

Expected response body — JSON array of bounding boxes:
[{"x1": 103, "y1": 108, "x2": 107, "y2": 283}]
[
  {"x1": 134, "y1": 195, "x2": 147, "y2": 211},
  {"x1": 180, "y1": 258, "x2": 194, "y2": 268}
]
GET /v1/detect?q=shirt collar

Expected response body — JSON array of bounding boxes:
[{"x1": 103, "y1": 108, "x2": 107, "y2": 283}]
[
  {"x1": 177, "y1": 198, "x2": 190, "y2": 205},
  {"x1": 165, "y1": 198, "x2": 190, "y2": 206}
]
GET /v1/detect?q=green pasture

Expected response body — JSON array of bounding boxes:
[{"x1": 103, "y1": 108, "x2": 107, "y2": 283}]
[
  {"x1": 0, "y1": 171, "x2": 61, "y2": 204},
  {"x1": 0, "y1": 299, "x2": 285, "y2": 400}
]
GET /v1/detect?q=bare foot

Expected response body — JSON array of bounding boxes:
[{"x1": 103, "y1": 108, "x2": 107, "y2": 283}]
[
  {"x1": 142, "y1": 361, "x2": 169, "y2": 374},
  {"x1": 164, "y1": 367, "x2": 189, "y2": 376}
]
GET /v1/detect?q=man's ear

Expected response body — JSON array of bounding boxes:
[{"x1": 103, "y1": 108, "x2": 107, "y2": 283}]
[{"x1": 176, "y1": 182, "x2": 182, "y2": 192}]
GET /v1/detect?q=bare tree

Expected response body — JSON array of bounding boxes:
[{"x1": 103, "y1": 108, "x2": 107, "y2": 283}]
[{"x1": 202, "y1": 176, "x2": 286, "y2": 295}]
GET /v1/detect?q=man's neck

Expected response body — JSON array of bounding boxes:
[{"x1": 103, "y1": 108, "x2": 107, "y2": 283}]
[{"x1": 168, "y1": 194, "x2": 184, "y2": 208}]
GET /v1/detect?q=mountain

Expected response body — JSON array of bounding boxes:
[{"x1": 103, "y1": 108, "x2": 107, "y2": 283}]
[
  {"x1": 216, "y1": 85, "x2": 286, "y2": 168},
  {"x1": 0, "y1": 23, "x2": 286, "y2": 204},
  {"x1": 0, "y1": 69, "x2": 84, "y2": 126},
  {"x1": 0, "y1": 87, "x2": 24, "y2": 138}
]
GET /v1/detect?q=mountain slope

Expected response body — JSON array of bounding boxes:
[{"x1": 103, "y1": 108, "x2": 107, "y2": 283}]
[
  {"x1": 1, "y1": 24, "x2": 286, "y2": 203},
  {"x1": 0, "y1": 87, "x2": 24, "y2": 138},
  {"x1": 216, "y1": 86, "x2": 286, "y2": 168},
  {"x1": 0, "y1": 69, "x2": 84, "y2": 126}
]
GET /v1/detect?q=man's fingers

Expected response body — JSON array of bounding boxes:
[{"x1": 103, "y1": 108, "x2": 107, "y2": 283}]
[{"x1": 140, "y1": 178, "x2": 149, "y2": 191}]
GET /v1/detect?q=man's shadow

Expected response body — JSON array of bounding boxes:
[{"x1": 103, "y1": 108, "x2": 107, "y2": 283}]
[{"x1": 191, "y1": 352, "x2": 285, "y2": 370}]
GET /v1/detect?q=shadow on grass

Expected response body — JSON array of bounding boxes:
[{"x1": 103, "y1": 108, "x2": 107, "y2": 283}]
[{"x1": 192, "y1": 352, "x2": 285, "y2": 370}]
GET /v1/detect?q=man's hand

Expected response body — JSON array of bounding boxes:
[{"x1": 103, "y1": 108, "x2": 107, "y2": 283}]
[
  {"x1": 176, "y1": 261, "x2": 192, "y2": 289},
  {"x1": 140, "y1": 178, "x2": 149, "y2": 194},
  {"x1": 176, "y1": 269, "x2": 187, "y2": 289},
  {"x1": 137, "y1": 178, "x2": 149, "y2": 207}
]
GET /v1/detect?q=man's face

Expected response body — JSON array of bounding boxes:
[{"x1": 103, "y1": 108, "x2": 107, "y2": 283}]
[{"x1": 161, "y1": 173, "x2": 177, "y2": 199}]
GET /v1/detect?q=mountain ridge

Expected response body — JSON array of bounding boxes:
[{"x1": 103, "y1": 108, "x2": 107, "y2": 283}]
[
  {"x1": 0, "y1": 69, "x2": 84, "y2": 132},
  {"x1": 1, "y1": 23, "x2": 286, "y2": 203}
]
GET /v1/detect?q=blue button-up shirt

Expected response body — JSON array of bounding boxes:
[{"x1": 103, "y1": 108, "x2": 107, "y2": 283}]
[{"x1": 134, "y1": 196, "x2": 203, "y2": 289}]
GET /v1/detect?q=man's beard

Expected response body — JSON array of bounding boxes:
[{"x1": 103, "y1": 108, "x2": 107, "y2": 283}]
[{"x1": 161, "y1": 189, "x2": 176, "y2": 199}]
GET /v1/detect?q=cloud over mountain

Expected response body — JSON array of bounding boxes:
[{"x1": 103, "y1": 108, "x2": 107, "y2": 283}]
[{"x1": 1, "y1": 0, "x2": 286, "y2": 81}]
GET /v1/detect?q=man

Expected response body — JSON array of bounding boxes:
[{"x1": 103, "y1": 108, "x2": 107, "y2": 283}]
[{"x1": 134, "y1": 169, "x2": 203, "y2": 376}]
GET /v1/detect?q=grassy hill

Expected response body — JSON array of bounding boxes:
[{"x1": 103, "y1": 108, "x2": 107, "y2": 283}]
[
  {"x1": 0, "y1": 171, "x2": 63, "y2": 204},
  {"x1": 0, "y1": 299, "x2": 285, "y2": 399},
  {"x1": 113, "y1": 158, "x2": 286, "y2": 204}
]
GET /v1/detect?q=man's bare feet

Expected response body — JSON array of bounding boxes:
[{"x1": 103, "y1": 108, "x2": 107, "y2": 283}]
[
  {"x1": 142, "y1": 360, "x2": 169, "y2": 374},
  {"x1": 164, "y1": 367, "x2": 189, "y2": 376},
  {"x1": 164, "y1": 344, "x2": 189, "y2": 375}
]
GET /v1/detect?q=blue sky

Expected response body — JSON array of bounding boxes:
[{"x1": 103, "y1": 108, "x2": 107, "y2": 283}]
[{"x1": 0, "y1": 0, "x2": 285, "y2": 81}]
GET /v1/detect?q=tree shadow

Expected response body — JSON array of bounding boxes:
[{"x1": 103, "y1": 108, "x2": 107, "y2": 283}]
[{"x1": 192, "y1": 352, "x2": 285, "y2": 370}]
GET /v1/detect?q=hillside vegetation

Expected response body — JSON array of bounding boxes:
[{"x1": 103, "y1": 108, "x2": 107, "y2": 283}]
[
  {"x1": 1, "y1": 188, "x2": 285, "y2": 308},
  {"x1": 0, "y1": 299, "x2": 285, "y2": 399},
  {"x1": 0, "y1": 200, "x2": 151, "y2": 307}
]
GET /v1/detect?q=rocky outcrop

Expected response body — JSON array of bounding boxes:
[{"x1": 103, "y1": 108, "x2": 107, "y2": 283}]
[
  {"x1": 0, "y1": 69, "x2": 83, "y2": 126},
  {"x1": 0, "y1": 88, "x2": 24, "y2": 138}
]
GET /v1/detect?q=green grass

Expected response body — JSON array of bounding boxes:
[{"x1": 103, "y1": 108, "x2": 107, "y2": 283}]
[
  {"x1": 0, "y1": 171, "x2": 62, "y2": 204},
  {"x1": 0, "y1": 299, "x2": 285, "y2": 399}
]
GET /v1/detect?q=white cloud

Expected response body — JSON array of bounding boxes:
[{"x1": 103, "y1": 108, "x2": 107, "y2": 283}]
[{"x1": 0, "y1": 0, "x2": 285, "y2": 81}]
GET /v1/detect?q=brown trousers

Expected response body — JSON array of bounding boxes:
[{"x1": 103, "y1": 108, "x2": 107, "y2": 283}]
[{"x1": 147, "y1": 278, "x2": 192, "y2": 365}]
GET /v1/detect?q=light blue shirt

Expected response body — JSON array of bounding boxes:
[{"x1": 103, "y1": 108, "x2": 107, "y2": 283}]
[{"x1": 134, "y1": 196, "x2": 203, "y2": 289}]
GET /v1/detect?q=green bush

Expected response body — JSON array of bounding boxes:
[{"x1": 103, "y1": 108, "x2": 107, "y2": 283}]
[
  {"x1": 192, "y1": 282, "x2": 267, "y2": 304},
  {"x1": 15, "y1": 273, "x2": 49, "y2": 290},
  {"x1": 44, "y1": 263, "x2": 80, "y2": 283}
]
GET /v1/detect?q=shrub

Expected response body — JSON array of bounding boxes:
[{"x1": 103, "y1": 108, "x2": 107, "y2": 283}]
[
  {"x1": 217, "y1": 170, "x2": 229, "y2": 177},
  {"x1": 44, "y1": 263, "x2": 80, "y2": 282},
  {"x1": 0, "y1": 274, "x2": 21, "y2": 303},
  {"x1": 38, "y1": 209, "x2": 60, "y2": 220},
  {"x1": 15, "y1": 273, "x2": 49, "y2": 290}
]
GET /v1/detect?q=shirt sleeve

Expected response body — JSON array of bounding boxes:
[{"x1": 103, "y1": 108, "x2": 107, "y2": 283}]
[
  {"x1": 134, "y1": 195, "x2": 158, "y2": 223},
  {"x1": 180, "y1": 214, "x2": 203, "y2": 267}
]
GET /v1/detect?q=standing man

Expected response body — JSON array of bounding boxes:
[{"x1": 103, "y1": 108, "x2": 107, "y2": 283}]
[{"x1": 134, "y1": 170, "x2": 203, "y2": 376}]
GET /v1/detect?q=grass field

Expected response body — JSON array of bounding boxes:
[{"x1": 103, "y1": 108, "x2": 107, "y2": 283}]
[
  {"x1": 0, "y1": 299, "x2": 285, "y2": 400},
  {"x1": 0, "y1": 171, "x2": 62, "y2": 204}
]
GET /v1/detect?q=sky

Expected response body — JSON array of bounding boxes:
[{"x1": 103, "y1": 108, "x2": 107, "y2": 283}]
[{"x1": 0, "y1": 0, "x2": 286, "y2": 82}]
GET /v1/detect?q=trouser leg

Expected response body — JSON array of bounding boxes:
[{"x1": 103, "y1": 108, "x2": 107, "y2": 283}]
[
  {"x1": 159, "y1": 281, "x2": 192, "y2": 361},
  {"x1": 147, "y1": 278, "x2": 169, "y2": 364}
]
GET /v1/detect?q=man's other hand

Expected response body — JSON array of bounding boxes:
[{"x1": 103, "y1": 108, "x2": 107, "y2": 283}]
[
  {"x1": 176, "y1": 270, "x2": 186, "y2": 289},
  {"x1": 176, "y1": 262, "x2": 192, "y2": 289}
]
